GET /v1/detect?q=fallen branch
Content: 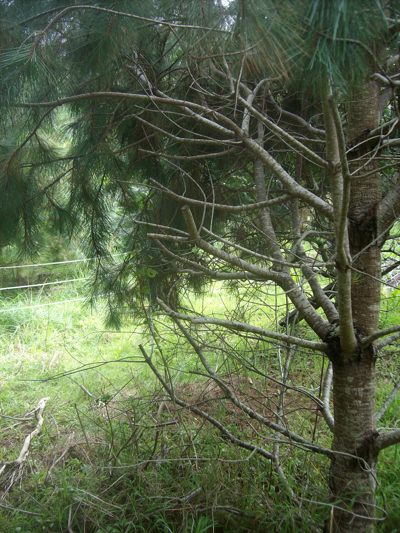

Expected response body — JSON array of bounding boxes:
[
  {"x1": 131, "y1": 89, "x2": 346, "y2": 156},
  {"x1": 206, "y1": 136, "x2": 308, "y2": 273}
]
[{"x1": 0, "y1": 397, "x2": 49, "y2": 495}]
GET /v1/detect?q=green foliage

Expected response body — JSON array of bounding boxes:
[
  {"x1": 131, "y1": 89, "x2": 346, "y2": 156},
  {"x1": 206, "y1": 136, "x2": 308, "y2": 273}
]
[
  {"x1": 0, "y1": 0, "x2": 396, "y2": 321},
  {"x1": 304, "y1": 0, "x2": 387, "y2": 92}
]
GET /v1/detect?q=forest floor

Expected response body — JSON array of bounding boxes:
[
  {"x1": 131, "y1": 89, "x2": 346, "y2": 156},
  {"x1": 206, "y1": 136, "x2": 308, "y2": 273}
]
[{"x1": 0, "y1": 277, "x2": 399, "y2": 532}]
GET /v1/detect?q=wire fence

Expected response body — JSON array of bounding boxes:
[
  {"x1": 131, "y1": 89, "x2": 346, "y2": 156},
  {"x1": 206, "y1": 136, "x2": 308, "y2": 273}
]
[
  {"x1": 0, "y1": 277, "x2": 88, "y2": 292},
  {"x1": 0, "y1": 297, "x2": 87, "y2": 314},
  {"x1": 0, "y1": 252, "x2": 128, "y2": 313},
  {"x1": 0, "y1": 252, "x2": 128, "y2": 271}
]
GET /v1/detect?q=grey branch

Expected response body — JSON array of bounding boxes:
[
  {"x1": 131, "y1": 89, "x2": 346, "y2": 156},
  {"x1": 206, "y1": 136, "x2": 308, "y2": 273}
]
[
  {"x1": 378, "y1": 182, "x2": 400, "y2": 237},
  {"x1": 375, "y1": 381, "x2": 400, "y2": 422},
  {"x1": 22, "y1": 91, "x2": 334, "y2": 218},
  {"x1": 321, "y1": 363, "x2": 334, "y2": 431},
  {"x1": 238, "y1": 95, "x2": 329, "y2": 169},
  {"x1": 362, "y1": 324, "x2": 400, "y2": 347},
  {"x1": 140, "y1": 342, "x2": 332, "y2": 458},
  {"x1": 376, "y1": 429, "x2": 400, "y2": 451},
  {"x1": 181, "y1": 206, "x2": 331, "y2": 339},
  {"x1": 170, "y1": 315, "x2": 330, "y2": 457},
  {"x1": 150, "y1": 179, "x2": 289, "y2": 213},
  {"x1": 376, "y1": 331, "x2": 400, "y2": 350},
  {"x1": 139, "y1": 344, "x2": 275, "y2": 461},
  {"x1": 157, "y1": 298, "x2": 328, "y2": 353}
]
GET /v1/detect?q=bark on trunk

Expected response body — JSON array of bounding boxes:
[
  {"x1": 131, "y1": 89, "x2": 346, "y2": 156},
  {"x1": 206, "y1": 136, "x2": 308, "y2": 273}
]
[
  {"x1": 348, "y1": 82, "x2": 381, "y2": 338},
  {"x1": 329, "y1": 356, "x2": 378, "y2": 532},
  {"x1": 329, "y1": 82, "x2": 381, "y2": 532}
]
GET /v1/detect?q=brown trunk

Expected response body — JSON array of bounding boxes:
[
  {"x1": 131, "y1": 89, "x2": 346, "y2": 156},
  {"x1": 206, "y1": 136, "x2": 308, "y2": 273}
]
[
  {"x1": 329, "y1": 356, "x2": 378, "y2": 532},
  {"x1": 348, "y1": 81, "x2": 381, "y2": 337},
  {"x1": 329, "y1": 82, "x2": 381, "y2": 531}
]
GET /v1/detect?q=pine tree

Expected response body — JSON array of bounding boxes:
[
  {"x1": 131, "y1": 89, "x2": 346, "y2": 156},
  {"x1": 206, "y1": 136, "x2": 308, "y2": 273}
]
[{"x1": 1, "y1": 1, "x2": 400, "y2": 530}]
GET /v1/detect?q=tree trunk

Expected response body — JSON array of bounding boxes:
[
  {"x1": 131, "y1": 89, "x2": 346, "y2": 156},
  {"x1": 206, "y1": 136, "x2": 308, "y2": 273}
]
[
  {"x1": 329, "y1": 82, "x2": 381, "y2": 532},
  {"x1": 329, "y1": 356, "x2": 378, "y2": 532}
]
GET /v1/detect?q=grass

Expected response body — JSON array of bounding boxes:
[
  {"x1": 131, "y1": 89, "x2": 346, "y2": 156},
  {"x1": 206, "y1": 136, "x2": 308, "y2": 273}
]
[{"x1": 0, "y1": 279, "x2": 398, "y2": 532}]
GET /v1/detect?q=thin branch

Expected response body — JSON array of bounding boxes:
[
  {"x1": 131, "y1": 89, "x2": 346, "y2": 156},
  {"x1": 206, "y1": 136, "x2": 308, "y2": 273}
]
[
  {"x1": 139, "y1": 345, "x2": 275, "y2": 461},
  {"x1": 147, "y1": 233, "x2": 188, "y2": 243},
  {"x1": 140, "y1": 344, "x2": 333, "y2": 458},
  {"x1": 33, "y1": 4, "x2": 230, "y2": 51},
  {"x1": 362, "y1": 324, "x2": 400, "y2": 347},
  {"x1": 150, "y1": 179, "x2": 290, "y2": 213},
  {"x1": 321, "y1": 363, "x2": 334, "y2": 431},
  {"x1": 0, "y1": 398, "x2": 50, "y2": 491},
  {"x1": 180, "y1": 205, "x2": 287, "y2": 281},
  {"x1": 328, "y1": 96, "x2": 352, "y2": 265},
  {"x1": 171, "y1": 316, "x2": 328, "y2": 459},
  {"x1": 238, "y1": 95, "x2": 329, "y2": 169},
  {"x1": 253, "y1": 123, "x2": 285, "y2": 265},
  {"x1": 279, "y1": 281, "x2": 336, "y2": 327},
  {"x1": 376, "y1": 429, "x2": 400, "y2": 451},
  {"x1": 241, "y1": 135, "x2": 334, "y2": 219},
  {"x1": 152, "y1": 238, "x2": 264, "y2": 280},
  {"x1": 139, "y1": 147, "x2": 236, "y2": 161},
  {"x1": 157, "y1": 299, "x2": 328, "y2": 353},
  {"x1": 376, "y1": 381, "x2": 400, "y2": 422},
  {"x1": 202, "y1": 227, "x2": 328, "y2": 268},
  {"x1": 323, "y1": 93, "x2": 356, "y2": 354},
  {"x1": 181, "y1": 206, "x2": 331, "y2": 339},
  {"x1": 4, "y1": 108, "x2": 54, "y2": 171},
  {"x1": 241, "y1": 78, "x2": 269, "y2": 134},
  {"x1": 266, "y1": 93, "x2": 325, "y2": 137},
  {"x1": 376, "y1": 331, "x2": 400, "y2": 350},
  {"x1": 371, "y1": 72, "x2": 400, "y2": 87},
  {"x1": 20, "y1": 91, "x2": 234, "y2": 137},
  {"x1": 21, "y1": 91, "x2": 334, "y2": 218},
  {"x1": 133, "y1": 115, "x2": 237, "y2": 146}
]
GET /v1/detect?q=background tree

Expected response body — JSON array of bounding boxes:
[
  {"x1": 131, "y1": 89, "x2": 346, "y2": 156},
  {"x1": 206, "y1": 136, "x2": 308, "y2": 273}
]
[{"x1": 1, "y1": 1, "x2": 400, "y2": 531}]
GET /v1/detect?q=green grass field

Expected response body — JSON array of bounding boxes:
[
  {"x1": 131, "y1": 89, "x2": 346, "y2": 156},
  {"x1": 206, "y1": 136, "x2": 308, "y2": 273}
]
[{"x1": 0, "y1": 279, "x2": 398, "y2": 532}]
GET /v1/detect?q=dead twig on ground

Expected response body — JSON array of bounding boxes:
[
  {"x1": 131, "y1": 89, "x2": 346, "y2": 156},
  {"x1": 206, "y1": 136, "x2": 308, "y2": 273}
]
[{"x1": 0, "y1": 397, "x2": 49, "y2": 496}]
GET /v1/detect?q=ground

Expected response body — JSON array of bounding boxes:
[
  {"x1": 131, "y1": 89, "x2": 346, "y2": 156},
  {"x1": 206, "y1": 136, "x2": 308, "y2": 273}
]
[{"x1": 0, "y1": 275, "x2": 398, "y2": 532}]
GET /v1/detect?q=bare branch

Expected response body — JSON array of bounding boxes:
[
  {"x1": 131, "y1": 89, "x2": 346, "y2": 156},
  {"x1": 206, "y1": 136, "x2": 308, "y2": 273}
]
[
  {"x1": 22, "y1": 90, "x2": 334, "y2": 219},
  {"x1": 241, "y1": 136, "x2": 334, "y2": 219},
  {"x1": 238, "y1": 95, "x2": 329, "y2": 169},
  {"x1": 181, "y1": 206, "x2": 332, "y2": 339},
  {"x1": 150, "y1": 179, "x2": 290, "y2": 213},
  {"x1": 376, "y1": 429, "x2": 400, "y2": 451},
  {"x1": 151, "y1": 239, "x2": 265, "y2": 281},
  {"x1": 376, "y1": 331, "x2": 400, "y2": 350},
  {"x1": 376, "y1": 381, "x2": 400, "y2": 422},
  {"x1": 202, "y1": 227, "x2": 326, "y2": 268},
  {"x1": 321, "y1": 363, "x2": 334, "y2": 431},
  {"x1": 140, "y1": 341, "x2": 332, "y2": 458},
  {"x1": 266, "y1": 93, "x2": 325, "y2": 138},
  {"x1": 323, "y1": 94, "x2": 356, "y2": 353},
  {"x1": 139, "y1": 147, "x2": 237, "y2": 160},
  {"x1": 378, "y1": 182, "x2": 400, "y2": 236},
  {"x1": 0, "y1": 398, "x2": 50, "y2": 492},
  {"x1": 133, "y1": 115, "x2": 237, "y2": 146},
  {"x1": 139, "y1": 344, "x2": 275, "y2": 461},
  {"x1": 157, "y1": 299, "x2": 328, "y2": 353},
  {"x1": 328, "y1": 96, "x2": 352, "y2": 263},
  {"x1": 180, "y1": 205, "x2": 286, "y2": 280},
  {"x1": 33, "y1": 4, "x2": 230, "y2": 50},
  {"x1": 253, "y1": 123, "x2": 285, "y2": 265},
  {"x1": 362, "y1": 324, "x2": 400, "y2": 347},
  {"x1": 170, "y1": 316, "x2": 330, "y2": 458},
  {"x1": 20, "y1": 91, "x2": 234, "y2": 137},
  {"x1": 241, "y1": 79, "x2": 269, "y2": 134}
]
